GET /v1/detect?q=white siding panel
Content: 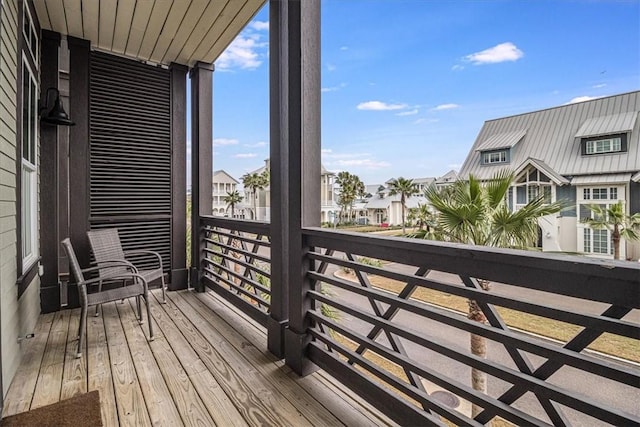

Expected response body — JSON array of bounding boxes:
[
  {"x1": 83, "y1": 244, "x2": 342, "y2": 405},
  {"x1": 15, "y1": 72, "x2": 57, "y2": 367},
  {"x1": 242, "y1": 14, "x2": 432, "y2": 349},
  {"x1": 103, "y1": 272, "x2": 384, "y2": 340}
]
[
  {"x1": 149, "y1": 0, "x2": 190, "y2": 64},
  {"x1": 124, "y1": 0, "x2": 154, "y2": 58},
  {"x1": 62, "y1": 0, "x2": 83, "y2": 38},
  {"x1": 45, "y1": 0, "x2": 67, "y2": 35},
  {"x1": 137, "y1": 0, "x2": 173, "y2": 61},
  {"x1": 0, "y1": 0, "x2": 41, "y2": 397},
  {"x1": 111, "y1": 0, "x2": 136, "y2": 54}
]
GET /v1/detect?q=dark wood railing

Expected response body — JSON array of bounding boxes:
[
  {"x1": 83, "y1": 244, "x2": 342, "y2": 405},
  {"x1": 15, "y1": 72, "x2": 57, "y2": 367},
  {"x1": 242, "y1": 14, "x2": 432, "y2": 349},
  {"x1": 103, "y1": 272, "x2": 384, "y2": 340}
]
[
  {"x1": 198, "y1": 219, "x2": 639, "y2": 426},
  {"x1": 200, "y1": 216, "x2": 271, "y2": 326}
]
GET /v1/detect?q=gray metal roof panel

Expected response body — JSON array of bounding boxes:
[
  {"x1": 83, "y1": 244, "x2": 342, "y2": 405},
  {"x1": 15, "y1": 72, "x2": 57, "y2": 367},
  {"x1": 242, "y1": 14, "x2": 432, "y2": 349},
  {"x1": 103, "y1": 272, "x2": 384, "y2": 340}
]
[
  {"x1": 575, "y1": 111, "x2": 638, "y2": 138},
  {"x1": 570, "y1": 173, "x2": 632, "y2": 185},
  {"x1": 476, "y1": 129, "x2": 527, "y2": 152},
  {"x1": 459, "y1": 92, "x2": 640, "y2": 180}
]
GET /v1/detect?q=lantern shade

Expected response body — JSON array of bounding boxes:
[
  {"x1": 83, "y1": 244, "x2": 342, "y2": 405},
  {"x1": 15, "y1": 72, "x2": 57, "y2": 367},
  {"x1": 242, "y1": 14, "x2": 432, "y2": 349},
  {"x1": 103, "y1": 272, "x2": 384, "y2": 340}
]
[{"x1": 41, "y1": 88, "x2": 75, "y2": 126}]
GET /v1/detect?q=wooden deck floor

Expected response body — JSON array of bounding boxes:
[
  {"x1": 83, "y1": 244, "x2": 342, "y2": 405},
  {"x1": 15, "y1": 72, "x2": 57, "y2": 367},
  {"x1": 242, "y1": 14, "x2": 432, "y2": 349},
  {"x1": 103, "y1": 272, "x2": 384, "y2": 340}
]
[{"x1": 2, "y1": 289, "x2": 395, "y2": 426}]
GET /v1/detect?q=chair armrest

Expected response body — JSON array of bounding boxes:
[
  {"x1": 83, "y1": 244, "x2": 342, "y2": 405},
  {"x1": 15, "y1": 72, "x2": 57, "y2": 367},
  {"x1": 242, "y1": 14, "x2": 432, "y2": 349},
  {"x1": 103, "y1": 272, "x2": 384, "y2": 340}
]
[
  {"x1": 124, "y1": 250, "x2": 163, "y2": 267},
  {"x1": 81, "y1": 260, "x2": 138, "y2": 274},
  {"x1": 81, "y1": 273, "x2": 148, "y2": 290}
]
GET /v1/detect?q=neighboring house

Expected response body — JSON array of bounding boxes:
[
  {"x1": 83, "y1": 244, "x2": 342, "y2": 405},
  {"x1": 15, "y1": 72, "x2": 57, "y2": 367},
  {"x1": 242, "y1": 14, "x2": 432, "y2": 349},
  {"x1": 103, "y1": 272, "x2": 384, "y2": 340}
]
[
  {"x1": 212, "y1": 170, "x2": 249, "y2": 218},
  {"x1": 363, "y1": 193, "x2": 428, "y2": 225},
  {"x1": 458, "y1": 91, "x2": 640, "y2": 260},
  {"x1": 247, "y1": 159, "x2": 339, "y2": 223},
  {"x1": 435, "y1": 170, "x2": 458, "y2": 189}
]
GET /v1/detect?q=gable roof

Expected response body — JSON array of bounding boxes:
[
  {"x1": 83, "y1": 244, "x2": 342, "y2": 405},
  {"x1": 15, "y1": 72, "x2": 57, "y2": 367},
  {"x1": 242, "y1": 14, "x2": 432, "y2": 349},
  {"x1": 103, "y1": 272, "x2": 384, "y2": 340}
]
[
  {"x1": 459, "y1": 91, "x2": 640, "y2": 180},
  {"x1": 514, "y1": 158, "x2": 570, "y2": 185},
  {"x1": 213, "y1": 170, "x2": 239, "y2": 184}
]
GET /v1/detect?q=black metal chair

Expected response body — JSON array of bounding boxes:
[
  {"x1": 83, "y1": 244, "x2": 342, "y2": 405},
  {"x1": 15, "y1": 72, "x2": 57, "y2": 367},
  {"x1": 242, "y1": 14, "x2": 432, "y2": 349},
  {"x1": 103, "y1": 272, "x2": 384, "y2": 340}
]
[{"x1": 61, "y1": 238, "x2": 154, "y2": 358}]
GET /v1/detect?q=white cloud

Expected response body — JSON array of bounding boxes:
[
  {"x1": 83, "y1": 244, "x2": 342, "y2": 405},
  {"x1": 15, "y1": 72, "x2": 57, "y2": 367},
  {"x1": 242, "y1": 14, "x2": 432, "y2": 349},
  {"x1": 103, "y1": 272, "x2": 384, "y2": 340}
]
[
  {"x1": 326, "y1": 63, "x2": 337, "y2": 71},
  {"x1": 451, "y1": 64, "x2": 464, "y2": 71},
  {"x1": 565, "y1": 95, "x2": 600, "y2": 104},
  {"x1": 340, "y1": 46, "x2": 349, "y2": 51},
  {"x1": 396, "y1": 109, "x2": 419, "y2": 116},
  {"x1": 250, "y1": 20, "x2": 269, "y2": 31},
  {"x1": 357, "y1": 101, "x2": 407, "y2": 111},
  {"x1": 334, "y1": 159, "x2": 391, "y2": 169},
  {"x1": 413, "y1": 118, "x2": 439, "y2": 125},
  {"x1": 464, "y1": 42, "x2": 524, "y2": 65},
  {"x1": 432, "y1": 103, "x2": 459, "y2": 111},
  {"x1": 321, "y1": 82, "x2": 347, "y2": 93},
  {"x1": 245, "y1": 141, "x2": 267, "y2": 148},
  {"x1": 321, "y1": 148, "x2": 333, "y2": 154},
  {"x1": 213, "y1": 138, "x2": 239, "y2": 146},
  {"x1": 234, "y1": 153, "x2": 258, "y2": 158},
  {"x1": 216, "y1": 26, "x2": 268, "y2": 71},
  {"x1": 592, "y1": 83, "x2": 607, "y2": 89}
]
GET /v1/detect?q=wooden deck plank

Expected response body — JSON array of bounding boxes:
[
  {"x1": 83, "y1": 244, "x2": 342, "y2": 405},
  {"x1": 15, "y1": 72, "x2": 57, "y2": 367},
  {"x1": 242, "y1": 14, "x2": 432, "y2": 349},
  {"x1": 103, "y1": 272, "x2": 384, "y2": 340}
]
[
  {"x1": 60, "y1": 308, "x2": 88, "y2": 400},
  {"x1": 102, "y1": 301, "x2": 152, "y2": 426},
  {"x1": 148, "y1": 291, "x2": 247, "y2": 427},
  {"x1": 87, "y1": 305, "x2": 119, "y2": 427},
  {"x1": 31, "y1": 309, "x2": 72, "y2": 409},
  {"x1": 159, "y1": 291, "x2": 307, "y2": 427},
  {"x1": 2, "y1": 312, "x2": 55, "y2": 416},
  {"x1": 178, "y1": 290, "x2": 346, "y2": 427},
  {"x1": 117, "y1": 297, "x2": 199, "y2": 426},
  {"x1": 197, "y1": 291, "x2": 397, "y2": 427}
]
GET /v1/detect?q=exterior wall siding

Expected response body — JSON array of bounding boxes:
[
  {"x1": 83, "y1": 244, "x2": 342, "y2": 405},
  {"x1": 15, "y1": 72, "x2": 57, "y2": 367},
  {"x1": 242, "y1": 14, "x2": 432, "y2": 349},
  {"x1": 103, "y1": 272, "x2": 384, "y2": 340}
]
[{"x1": 0, "y1": 0, "x2": 40, "y2": 397}]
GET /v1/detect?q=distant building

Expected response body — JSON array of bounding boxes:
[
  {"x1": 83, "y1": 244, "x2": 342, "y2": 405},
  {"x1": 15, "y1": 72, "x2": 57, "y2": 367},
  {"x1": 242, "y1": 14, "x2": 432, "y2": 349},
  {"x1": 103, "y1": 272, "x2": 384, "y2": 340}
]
[
  {"x1": 212, "y1": 170, "x2": 249, "y2": 218},
  {"x1": 458, "y1": 91, "x2": 640, "y2": 260}
]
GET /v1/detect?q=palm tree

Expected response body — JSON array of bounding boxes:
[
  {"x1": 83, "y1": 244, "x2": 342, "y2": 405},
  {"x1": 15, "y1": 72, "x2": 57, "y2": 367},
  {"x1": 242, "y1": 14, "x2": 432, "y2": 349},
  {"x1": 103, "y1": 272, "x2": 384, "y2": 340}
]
[
  {"x1": 423, "y1": 170, "x2": 564, "y2": 418},
  {"x1": 222, "y1": 190, "x2": 243, "y2": 218},
  {"x1": 387, "y1": 177, "x2": 418, "y2": 234},
  {"x1": 407, "y1": 203, "x2": 439, "y2": 239},
  {"x1": 242, "y1": 171, "x2": 269, "y2": 220},
  {"x1": 582, "y1": 201, "x2": 640, "y2": 259},
  {"x1": 335, "y1": 171, "x2": 364, "y2": 224}
]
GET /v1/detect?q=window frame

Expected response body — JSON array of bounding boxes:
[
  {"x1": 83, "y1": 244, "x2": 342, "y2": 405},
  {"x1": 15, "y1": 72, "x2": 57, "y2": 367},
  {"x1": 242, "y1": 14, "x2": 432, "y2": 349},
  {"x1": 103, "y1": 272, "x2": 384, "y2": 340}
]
[
  {"x1": 482, "y1": 150, "x2": 508, "y2": 165},
  {"x1": 581, "y1": 133, "x2": 627, "y2": 156}
]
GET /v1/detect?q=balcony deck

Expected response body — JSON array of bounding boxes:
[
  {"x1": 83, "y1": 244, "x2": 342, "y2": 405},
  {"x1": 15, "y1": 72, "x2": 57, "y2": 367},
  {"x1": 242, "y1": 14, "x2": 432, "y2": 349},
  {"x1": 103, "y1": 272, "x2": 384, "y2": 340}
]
[{"x1": 2, "y1": 289, "x2": 395, "y2": 426}]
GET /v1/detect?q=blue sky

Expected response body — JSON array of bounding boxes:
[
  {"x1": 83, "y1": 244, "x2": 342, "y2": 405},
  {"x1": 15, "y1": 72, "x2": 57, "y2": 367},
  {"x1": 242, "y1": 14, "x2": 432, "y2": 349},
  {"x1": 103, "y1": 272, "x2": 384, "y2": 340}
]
[{"x1": 209, "y1": 0, "x2": 640, "y2": 186}]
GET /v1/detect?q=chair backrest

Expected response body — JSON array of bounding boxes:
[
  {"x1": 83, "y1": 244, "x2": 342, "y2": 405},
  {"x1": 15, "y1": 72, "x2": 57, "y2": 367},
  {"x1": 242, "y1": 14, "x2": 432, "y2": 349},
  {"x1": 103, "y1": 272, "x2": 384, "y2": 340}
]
[
  {"x1": 61, "y1": 238, "x2": 85, "y2": 285},
  {"x1": 87, "y1": 228, "x2": 128, "y2": 277}
]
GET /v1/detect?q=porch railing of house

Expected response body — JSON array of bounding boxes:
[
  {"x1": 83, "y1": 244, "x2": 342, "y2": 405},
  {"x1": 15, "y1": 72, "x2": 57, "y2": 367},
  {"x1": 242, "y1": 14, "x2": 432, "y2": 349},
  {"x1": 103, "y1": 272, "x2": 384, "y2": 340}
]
[
  {"x1": 197, "y1": 217, "x2": 640, "y2": 426},
  {"x1": 200, "y1": 216, "x2": 271, "y2": 326}
]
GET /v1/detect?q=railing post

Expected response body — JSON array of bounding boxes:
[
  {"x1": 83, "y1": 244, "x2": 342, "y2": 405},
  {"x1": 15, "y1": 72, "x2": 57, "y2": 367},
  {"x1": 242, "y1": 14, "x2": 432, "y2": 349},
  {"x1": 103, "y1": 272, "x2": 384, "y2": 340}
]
[
  {"x1": 189, "y1": 62, "x2": 213, "y2": 292},
  {"x1": 276, "y1": 0, "x2": 321, "y2": 375}
]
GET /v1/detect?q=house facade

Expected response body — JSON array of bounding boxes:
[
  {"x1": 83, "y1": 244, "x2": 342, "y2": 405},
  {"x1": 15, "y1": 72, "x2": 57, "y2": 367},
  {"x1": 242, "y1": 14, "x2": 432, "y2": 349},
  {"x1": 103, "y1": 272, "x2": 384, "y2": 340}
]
[
  {"x1": 212, "y1": 169, "x2": 249, "y2": 218},
  {"x1": 459, "y1": 92, "x2": 640, "y2": 259}
]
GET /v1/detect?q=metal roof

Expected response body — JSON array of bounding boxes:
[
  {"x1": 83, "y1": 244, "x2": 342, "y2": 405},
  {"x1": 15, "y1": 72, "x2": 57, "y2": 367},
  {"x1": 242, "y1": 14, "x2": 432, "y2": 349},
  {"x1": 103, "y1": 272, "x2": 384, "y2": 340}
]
[
  {"x1": 475, "y1": 129, "x2": 527, "y2": 152},
  {"x1": 34, "y1": 0, "x2": 265, "y2": 67},
  {"x1": 459, "y1": 91, "x2": 640, "y2": 180},
  {"x1": 575, "y1": 111, "x2": 638, "y2": 138},
  {"x1": 570, "y1": 173, "x2": 633, "y2": 185}
]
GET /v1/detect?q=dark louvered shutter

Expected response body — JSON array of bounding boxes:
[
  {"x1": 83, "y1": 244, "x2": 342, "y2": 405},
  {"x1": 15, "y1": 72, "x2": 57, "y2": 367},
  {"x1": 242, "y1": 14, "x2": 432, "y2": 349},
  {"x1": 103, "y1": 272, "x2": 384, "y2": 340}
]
[{"x1": 89, "y1": 52, "x2": 171, "y2": 273}]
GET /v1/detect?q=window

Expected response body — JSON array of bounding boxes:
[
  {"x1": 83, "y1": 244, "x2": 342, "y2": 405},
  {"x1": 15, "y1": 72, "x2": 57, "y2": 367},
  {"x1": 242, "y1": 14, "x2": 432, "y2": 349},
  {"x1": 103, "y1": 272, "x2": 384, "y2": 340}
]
[
  {"x1": 583, "y1": 228, "x2": 612, "y2": 255},
  {"x1": 581, "y1": 133, "x2": 627, "y2": 156},
  {"x1": 583, "y1": 228, "x2": 591, "y2": 252},
  {"x1": 483, "y1": 150, "x2": 507, "y2": 164},
  {"x1": 21, "y1": 57, "x2": 38, "y2": 269},
  {"x1": 22, "y1": 2, "x2": 37, "y2": 62},
  {"x1": 583, "y1": 188, "x2": 590, "y2": 200},
  {"x1": 592, "y1": 188, "x2": 608, "y2": 199}
]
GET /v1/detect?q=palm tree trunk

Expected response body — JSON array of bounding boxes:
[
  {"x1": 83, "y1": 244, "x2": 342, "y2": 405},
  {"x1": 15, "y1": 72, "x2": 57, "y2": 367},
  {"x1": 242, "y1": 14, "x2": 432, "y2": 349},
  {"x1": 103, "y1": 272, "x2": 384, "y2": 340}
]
[
  {"x1": 469, "y1": 279, "x2": 491, "y2": 422},
  {"x1": 613, "y1": 225, "x2": 621, "y2": 260}
]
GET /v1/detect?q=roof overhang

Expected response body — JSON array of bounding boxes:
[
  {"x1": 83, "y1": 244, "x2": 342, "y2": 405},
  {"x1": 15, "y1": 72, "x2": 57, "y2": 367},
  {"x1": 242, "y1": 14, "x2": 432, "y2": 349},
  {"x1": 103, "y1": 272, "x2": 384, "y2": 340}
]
[
  {"x1": 34, "y1": 0, "x2": 266, "y2": 67},
  {"x1": 571, "y1": 173, "x2": 633, "y2": 185},
  {"x1": 575, "y1": 111, "x2": 638, "y2": 138},
  {"x1": 514, "y1": 158, "x2": 570, "y2": 186},
  {"x1": 632, "y1": 172, "x2": 640, "y2": 183},
  {"x1": 475, "y1": 129, "x2": 526, "y2": 152}
]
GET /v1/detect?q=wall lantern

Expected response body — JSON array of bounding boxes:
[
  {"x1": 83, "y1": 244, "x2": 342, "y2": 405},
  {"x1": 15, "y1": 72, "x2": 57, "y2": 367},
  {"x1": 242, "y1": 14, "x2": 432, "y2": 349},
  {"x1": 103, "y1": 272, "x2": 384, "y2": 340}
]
[{"x1": 40, "y1": 87, "x2": 75, "y2": 126}]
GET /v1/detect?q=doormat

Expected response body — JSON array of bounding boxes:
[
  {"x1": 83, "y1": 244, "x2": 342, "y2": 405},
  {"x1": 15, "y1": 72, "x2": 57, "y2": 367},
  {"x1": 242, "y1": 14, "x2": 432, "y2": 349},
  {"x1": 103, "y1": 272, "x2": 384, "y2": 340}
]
[{"x1": 2, "y1": 390, "x2": 102, "y2": 426}]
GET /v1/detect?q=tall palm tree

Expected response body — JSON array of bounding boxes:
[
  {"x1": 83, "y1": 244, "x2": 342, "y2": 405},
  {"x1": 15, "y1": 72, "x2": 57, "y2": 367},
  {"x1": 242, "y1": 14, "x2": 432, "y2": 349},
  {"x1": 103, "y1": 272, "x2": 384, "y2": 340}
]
[
  {"x1": 335, "y1": 171, "x2": 364, "y2": 224},
  {"x1": 424, "y1": 170, "x2": 564, "y2": 418},
  {"x1": 242, "y1": 171, "x2": 269, "y2": 220},
  {"x1": 582, "y1": 201, "x2": 640, "y2": 259},
  {"x1": 387, "y1": 177, "x2": 418, "y2": 234},
  {"x1": 222, "y1": 190, "x2": 243, "y2": 218}
]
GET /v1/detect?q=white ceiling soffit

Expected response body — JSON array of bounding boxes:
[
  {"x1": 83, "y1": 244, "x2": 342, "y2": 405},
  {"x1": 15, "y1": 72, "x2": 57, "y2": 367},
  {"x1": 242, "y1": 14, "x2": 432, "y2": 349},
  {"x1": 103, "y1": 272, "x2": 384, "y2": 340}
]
[
  {"x1": 34, "y1": 0, "x2": 266, "y2": 67},
  {"x1": 571, "y1": 173, "x2": 633, "y2": 185},
  {"x1": 475, "y1": 129, "x2": 526, "y2": 152},
  {"x1": 575, "y1": 111, "x2": 638, "y2": 138}
]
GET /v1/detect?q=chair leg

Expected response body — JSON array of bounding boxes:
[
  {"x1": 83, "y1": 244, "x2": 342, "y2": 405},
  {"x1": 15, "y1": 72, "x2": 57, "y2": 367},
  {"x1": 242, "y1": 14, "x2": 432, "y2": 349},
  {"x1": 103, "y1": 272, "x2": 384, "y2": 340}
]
[
  {"x1": 136, "y1": 296, "x2": 143, "y2": 324},
  {"x1": 161, "y1": 274, "x2": 167, "y2": 304},
  {"x1": 95, "y1": 281, "x2": 103, "y2": 316},
  {"x1": 77, "y1": 305, "x2": 88, "y2": 358},
  {"x1": 145, "y1": 292, "x2": 154, "y2": 341}
]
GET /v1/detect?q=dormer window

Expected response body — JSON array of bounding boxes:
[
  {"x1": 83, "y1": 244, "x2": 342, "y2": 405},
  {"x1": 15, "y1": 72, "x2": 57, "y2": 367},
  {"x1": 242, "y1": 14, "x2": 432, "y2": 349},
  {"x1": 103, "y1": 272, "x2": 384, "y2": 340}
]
[
  {"x1": 583, "y1": 134, "x2": 625, "y2": 155},
  {"x1": 482, "y1": 150, "x2": 508, "y2": 164}
]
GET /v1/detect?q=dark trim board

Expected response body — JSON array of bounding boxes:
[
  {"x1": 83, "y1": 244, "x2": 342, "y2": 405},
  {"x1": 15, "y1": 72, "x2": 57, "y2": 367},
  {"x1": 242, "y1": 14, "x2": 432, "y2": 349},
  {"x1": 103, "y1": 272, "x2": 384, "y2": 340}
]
[{"x1": 16, "y1": 258, "x2": 40, "y2": 300}]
